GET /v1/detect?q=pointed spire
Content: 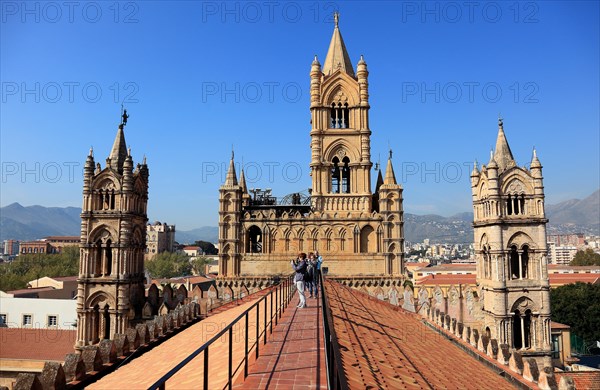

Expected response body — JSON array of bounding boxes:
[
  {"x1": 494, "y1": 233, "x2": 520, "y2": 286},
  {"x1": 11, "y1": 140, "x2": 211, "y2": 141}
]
[
  {"x1": 224, "y1": 151, "x2": 238, "y2": 186},
  {"x1": 109, "y1": 125, "x2": 128, "y2": 174},
  {"x1": 493, "y1": 116, "x2": 515, "y2": 171},
  {"x1": 239, "y1": 168, "x2": 248, "y2": 193},
  {"x1": 471, "y1": 159, "x2": 480, "y2": 177},
  {"x1": 488, "y1": 149, "x2": 498, "y2": 169},
  {"x1": 322, "y1": 12, "x2": 355, "y2": 77},
  {"x1": 531, "y1": 148, "x2": 542, "y2": 169},
  {"x1": 384, "y1": 152, "x2": 397, "y2": 185},
  {"x1": 375, "y1": 169, "x2": 384, "y2": 192},
  {"x1": 89, "y1": 146, "x2": 94, "y2": 157}
]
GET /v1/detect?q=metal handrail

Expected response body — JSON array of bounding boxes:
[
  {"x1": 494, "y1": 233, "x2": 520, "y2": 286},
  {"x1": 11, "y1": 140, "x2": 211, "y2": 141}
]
[
  {"x1": 149, "y1": 274, "x2": 295, "y2": 390},
  {"x1": 320, "y1": 271, "x2": 349, "y2": 389}
]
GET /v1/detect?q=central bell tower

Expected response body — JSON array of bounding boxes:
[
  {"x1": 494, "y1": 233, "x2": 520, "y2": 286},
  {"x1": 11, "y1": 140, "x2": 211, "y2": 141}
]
[{"x1": 309, "y1": 12, "x2": 373, "y2": 214}]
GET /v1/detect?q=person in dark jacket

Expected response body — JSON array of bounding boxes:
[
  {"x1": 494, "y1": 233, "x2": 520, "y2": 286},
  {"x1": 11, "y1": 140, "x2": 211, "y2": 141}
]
[{"x1": 291, "y1": 252, "x2": 308, "y2": 308}]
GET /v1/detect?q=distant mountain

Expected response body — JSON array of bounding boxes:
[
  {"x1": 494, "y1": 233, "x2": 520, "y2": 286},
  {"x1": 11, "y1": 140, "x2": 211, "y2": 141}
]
[
  {"x1": 546, "y1": 190, "x2": 600, "y2": 229},
  {"x1": 175, "y1": 227, "x2": 219, "y2": 245},
  {"x1": 0, "y1": 203, "x2": 81, "y2": 241},
  {"x1": 1, "y1": 189, "x2": 597, "y2": 243},
  {"x1": 404, "y1": 213, "x2": 473, "y2": 243}
]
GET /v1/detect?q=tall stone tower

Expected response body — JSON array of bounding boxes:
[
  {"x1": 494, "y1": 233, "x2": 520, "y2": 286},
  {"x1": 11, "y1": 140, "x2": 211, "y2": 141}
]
[
  {"x1": 309, "y1": 12, "x2": 374, "y2": 213},
  {"x1": 217, "y1": 13, "x2": 404, "y2": 277},
  {"x1": 218, "y1": 152, "x2": 243, "y2": 277},
  {"x1": 470, "y1": 118, "x2": 551, "y2": 365},
  {"x1": 76, "y1": 118, "x2": 149, "y2": 350}
]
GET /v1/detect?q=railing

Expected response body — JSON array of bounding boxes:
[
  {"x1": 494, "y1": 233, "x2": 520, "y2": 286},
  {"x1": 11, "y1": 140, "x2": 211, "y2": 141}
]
[
  {"x1": 320, "y1": 271, "x2": 349, "y2": 389},
  {"x1": 149, "y1": 274, "x2": 295, "y2": 390}
]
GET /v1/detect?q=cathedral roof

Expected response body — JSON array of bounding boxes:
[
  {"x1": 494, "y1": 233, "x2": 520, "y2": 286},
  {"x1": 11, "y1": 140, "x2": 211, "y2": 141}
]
[
  {"x1": 493, "y1": 118, "x2": 516, "y2": 172},
  {"x1": 322, "y1": 12, "x2": 355, "y2": 78},
  {"x1": 325, "y1": 281, "x2": 520, "y2": 388},
  {"x1": 109, "y1": 125, "x2": 128, "y2": 174}
]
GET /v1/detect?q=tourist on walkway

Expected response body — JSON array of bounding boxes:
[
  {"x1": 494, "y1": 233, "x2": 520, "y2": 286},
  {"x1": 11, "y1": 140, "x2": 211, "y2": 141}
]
[
  {"x1": 291, "y1": 253, "x2": 308, "y2": 308},
  {"x1": 313, "y1": 251, "x2": 323, "y2": 297},
  {"x1": 306, "y1": 253, "x2": 316, "y2": 298}
]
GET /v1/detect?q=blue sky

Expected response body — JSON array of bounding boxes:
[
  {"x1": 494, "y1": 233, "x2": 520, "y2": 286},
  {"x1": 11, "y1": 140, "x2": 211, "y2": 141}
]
[{"x1": 1, "y1": 1, "x2": 599, "y2": 230}]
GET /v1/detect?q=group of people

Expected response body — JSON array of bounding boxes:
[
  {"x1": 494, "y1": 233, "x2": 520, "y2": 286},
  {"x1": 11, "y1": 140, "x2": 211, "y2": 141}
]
[{"x1": 290, "y1": 251, "x2": 323, "y2": 308}]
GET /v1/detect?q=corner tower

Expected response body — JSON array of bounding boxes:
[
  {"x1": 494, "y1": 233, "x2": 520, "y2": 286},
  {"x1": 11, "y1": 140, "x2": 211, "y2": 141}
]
[
  {"x1": 76, "y1": 115, "x2": 149, "y2": 349},
  {"x1": 471, "y1": 118, "x2": 551, "y2": 366}
]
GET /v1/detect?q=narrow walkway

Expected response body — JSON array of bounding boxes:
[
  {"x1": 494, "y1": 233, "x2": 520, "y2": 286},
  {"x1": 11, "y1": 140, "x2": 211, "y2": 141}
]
[
  {"x1": 235, "y1": 292, "x2": 327, "y2": 389},
  {"x1": 89, "y1": 289, "x2": 275, "y2": 389}
]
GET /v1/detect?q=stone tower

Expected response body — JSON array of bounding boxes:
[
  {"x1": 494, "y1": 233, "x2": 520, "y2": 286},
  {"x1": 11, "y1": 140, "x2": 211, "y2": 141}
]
[
  {"x1": 76, "y1": 120, "x2": 149, "y2": 350},
  {"x1": 309, "y1": 12, "x2": 373, "y2": 213},
  {"x1": 217, "y1": 13, "x2": 404, "y2": 277},
  {"x1": 218, "y1": 152, "x2": 243, "y2": 278},
  {"x1": 470, "y1": 118, "x2": 551, "y2": 365}
]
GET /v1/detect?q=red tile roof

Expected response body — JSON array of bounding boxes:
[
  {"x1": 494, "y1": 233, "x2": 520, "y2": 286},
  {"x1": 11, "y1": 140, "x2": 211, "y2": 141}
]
[
  {"x1": 325, "y1": 280, "x2": 518, "y2": 389},
  {"x1": 0, "y1": 328, "x2": 75, "y2": 361},
  {"x1": 415, "y1": 274, "x2": 477, "y2": 285},
  {"x1": 551, "y1": 321, "x2": 571, "y2": 330},
  {"x1": 549, "y1": 273, "x2": 600, "y2": 285},
  {"x1": 556, "y1": 371, "x2": 600, "y2": 390}
]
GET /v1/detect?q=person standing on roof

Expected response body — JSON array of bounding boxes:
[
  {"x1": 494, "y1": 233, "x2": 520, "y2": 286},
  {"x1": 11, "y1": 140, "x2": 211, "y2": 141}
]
[{"x1": 291, "y1": 253, "x2": 308, "y2": 308}]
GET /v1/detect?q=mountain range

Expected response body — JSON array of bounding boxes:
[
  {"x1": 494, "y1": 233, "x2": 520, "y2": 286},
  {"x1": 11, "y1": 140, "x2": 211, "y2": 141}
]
[{"x1": 1, "y1": 189, "x2": 598, "y2": 244}]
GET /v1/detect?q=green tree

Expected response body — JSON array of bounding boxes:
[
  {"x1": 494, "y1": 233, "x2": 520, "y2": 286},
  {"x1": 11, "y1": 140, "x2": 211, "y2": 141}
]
[
  {"x1": 0, "y1": 246, "x2": 80, "y2": 291},
  {"x1": 191, "y1": 256, "x2": 211, "y2": 275},
  {"x1": 145, "y1": 252, "x2": 192, "y2": 279},
  {"x1": 550, "y1": 282, "x2": 600, "y2": 343},
  {"x1": 193, "y1": 241, "x2": 218, "y2": 255},
  {"x1": 570, "y1": 248, "x2": 600, "y2": 266}
]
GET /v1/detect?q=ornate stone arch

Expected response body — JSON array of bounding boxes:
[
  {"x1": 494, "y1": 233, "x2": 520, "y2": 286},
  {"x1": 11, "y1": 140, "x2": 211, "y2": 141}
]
[
  {"x1": 507, "y1": 232, "x2": 536, "y2": 250},
  {"x1": 86, "y1": 291, "x2": 116, "y2": 309},
  {"x1": 321, "y1": 76, "x2": 359, "y2": 107},
  {"x1": 324, "y1": 139, "x2": 360, "y2": 163},
  {"x1": 510, "y1": 296, "x2": 538, "y2": 313}
]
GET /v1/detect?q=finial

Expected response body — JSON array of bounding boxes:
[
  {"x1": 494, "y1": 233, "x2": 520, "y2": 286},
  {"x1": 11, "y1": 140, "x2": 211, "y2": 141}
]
[
  {"x1": 474, "y1": 159, "x2": 478, "y2": 169},
  {"x1": 498, "y1": 113, "x2": 503, "y2": 127},
  {"x1": 89, "y1": 146, "x2": 93, "y2": 157},
  {"x1": 490, "y1": 149, "x2": 494, "y2": 159},
  {"x1": 143, "y1": 155, "x2": 147, "y2": 165},
  {"x1": 533, "y1": 147, "x2": 538, "y2": 159},
  {"x1": 334, "y1": 11, "x2": 339, "y2": 28},
  {"x1": 127, "y1": 147, "x2": 131, "y2": 156},
  {"x1": 231, "y1": 145, "x2": 234, "y2": 161},
  {"x1": 389, "y1": 148, "x2": 393, "y2": 160}
]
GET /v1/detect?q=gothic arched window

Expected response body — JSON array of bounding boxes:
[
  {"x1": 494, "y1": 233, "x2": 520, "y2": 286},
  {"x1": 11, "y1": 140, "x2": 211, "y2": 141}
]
[
  {"x1": 247, "y1": 226, "x2": 262, "y2": 253},
  {"x1": 341, "y1": 156, "x2": 350, "y2": 193},
  {"x1": 331, "y1": 157, "x2": 341, "y2": 193}
]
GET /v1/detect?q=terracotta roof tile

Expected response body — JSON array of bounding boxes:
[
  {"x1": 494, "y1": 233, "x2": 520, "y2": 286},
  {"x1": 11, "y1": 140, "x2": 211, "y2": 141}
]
[
  {"x1": 415, "y1": 274, "x2": 477, "y2": 285},
  {"x1": 549, "y1": 274, "x2": 600, "y2": 285},
  {"x1": 0, "y1": 328, "x2": 75, "y2": 361},
  {"x1": 325, "y1": 280, "x2": 517, "y2": 389},
  {"x1": 556, "y1": 371, "x2": 600, "y2": 390}
]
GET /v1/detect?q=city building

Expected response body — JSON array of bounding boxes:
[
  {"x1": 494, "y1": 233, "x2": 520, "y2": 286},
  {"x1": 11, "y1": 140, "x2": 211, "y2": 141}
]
[
  {"x1": 3, "y1": 240, "x2": 19, "y2": 256},
  {"x1": 145, "y1": 221, "x2": 176, "y2": 260},
  {"x1": 548, "y1": 243, "x2": 578, "y2": 265}
]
